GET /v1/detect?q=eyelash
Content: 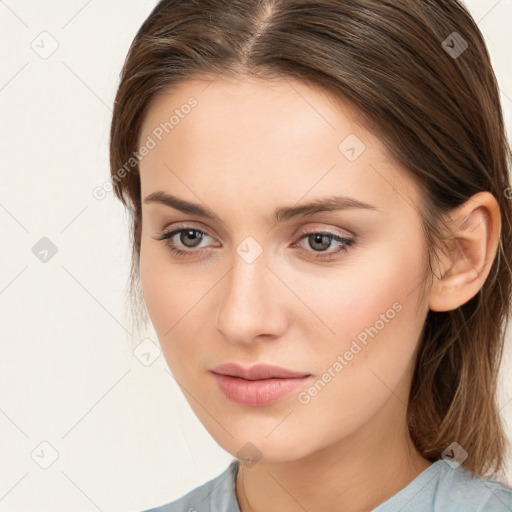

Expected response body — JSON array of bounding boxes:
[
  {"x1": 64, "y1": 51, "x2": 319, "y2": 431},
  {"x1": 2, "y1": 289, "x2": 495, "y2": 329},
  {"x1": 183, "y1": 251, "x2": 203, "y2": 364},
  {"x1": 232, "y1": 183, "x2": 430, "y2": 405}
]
[{"x1": 154, "y1": 224, "x2": 355, "y2": 262}]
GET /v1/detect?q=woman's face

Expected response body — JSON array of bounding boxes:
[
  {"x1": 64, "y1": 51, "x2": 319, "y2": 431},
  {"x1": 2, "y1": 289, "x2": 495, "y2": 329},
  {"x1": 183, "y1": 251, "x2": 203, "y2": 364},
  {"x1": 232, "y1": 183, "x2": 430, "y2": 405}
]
[{"x1": 137, "y1": 74, "x2": 432, "y2": 462}]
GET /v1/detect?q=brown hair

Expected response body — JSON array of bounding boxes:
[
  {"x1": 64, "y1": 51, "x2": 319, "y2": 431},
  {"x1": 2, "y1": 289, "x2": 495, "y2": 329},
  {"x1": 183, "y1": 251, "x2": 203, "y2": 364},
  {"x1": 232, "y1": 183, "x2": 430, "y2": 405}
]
[{"x1": 109, "y1": 0, "x2": 512, "y2": 479}]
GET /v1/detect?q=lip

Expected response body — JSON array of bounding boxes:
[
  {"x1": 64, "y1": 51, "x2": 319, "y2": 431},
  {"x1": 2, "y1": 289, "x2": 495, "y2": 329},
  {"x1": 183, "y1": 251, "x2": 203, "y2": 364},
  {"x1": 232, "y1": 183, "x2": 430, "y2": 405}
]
[
  {"x1": 210, "y1": 362, "x2": 311, "y2": 380},
  {"x1": 210, "y1": 363, "x2": 313, "y2": 407}
]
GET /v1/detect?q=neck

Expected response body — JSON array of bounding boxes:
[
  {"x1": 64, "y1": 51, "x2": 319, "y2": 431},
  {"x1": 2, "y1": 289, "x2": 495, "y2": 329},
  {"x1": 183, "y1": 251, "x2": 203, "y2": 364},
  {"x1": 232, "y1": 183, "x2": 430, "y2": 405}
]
[{"x1": 235, "y1": 399, "x2": 432, "y2": 512}]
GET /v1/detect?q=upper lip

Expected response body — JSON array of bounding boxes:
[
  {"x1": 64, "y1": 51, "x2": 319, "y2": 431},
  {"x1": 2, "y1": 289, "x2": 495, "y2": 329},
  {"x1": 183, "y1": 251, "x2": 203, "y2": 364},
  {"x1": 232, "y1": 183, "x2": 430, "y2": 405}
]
[{"x1": 210, "y1": 363, "x2": 311, "y2": 380}]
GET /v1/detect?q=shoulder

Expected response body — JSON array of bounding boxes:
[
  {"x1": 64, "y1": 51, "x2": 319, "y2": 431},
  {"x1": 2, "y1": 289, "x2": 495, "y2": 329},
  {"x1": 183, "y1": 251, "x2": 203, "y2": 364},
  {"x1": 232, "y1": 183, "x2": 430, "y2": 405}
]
[
  {"x1": 375, "y1": 459, "x2": 512, "y2": 512},
  {"x1": 140, "y1": 460, "x2": 240, "y2": 512},
  {"x1": 435, "y1": 461, "x2": 512, "y2": 512}
]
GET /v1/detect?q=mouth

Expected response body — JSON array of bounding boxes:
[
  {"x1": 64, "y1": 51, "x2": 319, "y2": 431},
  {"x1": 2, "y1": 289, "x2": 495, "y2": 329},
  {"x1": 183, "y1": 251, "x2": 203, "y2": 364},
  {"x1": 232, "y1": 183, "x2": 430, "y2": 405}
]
[
  {"x1": 210, "y1": 362, "x2": 313, "y2": 407},
  {"x1": 210, "y1": 362, "x2": 311, "y2": 380}
]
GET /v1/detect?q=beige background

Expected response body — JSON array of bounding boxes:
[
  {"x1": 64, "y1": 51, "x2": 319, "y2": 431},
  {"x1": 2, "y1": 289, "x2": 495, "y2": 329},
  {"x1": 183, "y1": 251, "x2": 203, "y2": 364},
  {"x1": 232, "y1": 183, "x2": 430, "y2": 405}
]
[{"x1": 0, "y1": 0, "x2": 511, "y2": 510}]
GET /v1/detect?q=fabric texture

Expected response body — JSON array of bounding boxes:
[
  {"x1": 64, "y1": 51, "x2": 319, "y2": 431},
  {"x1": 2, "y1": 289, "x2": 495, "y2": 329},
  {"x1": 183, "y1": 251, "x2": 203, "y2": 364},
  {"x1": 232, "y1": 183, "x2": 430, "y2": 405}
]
[{"x1": 141, "y1": 458, "x2": 512, "y2": 512}]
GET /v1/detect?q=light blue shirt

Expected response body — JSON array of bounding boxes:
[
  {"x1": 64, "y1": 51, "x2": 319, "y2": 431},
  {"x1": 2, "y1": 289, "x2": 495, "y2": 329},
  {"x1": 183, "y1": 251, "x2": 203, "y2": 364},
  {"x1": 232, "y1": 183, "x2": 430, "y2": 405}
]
[{"x1": 142, "y1": 458, "x2": 512, "y2": 511}]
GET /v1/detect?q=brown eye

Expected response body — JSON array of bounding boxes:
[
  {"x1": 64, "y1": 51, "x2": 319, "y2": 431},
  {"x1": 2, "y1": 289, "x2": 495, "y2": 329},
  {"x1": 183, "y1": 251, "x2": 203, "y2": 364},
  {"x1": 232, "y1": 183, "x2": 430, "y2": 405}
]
[
  {"x1": 178, "y1": 229, "x2": 205, "y2": 248},
  {"x1": 293, "y1": 231, "x2": 355, "y2": 261},
  {"x1": 306, "y1": 233, "x2": 335, "y2": 252},
  {"x1": 155, "y1": 226, "x2": 214, "y2": 257}
]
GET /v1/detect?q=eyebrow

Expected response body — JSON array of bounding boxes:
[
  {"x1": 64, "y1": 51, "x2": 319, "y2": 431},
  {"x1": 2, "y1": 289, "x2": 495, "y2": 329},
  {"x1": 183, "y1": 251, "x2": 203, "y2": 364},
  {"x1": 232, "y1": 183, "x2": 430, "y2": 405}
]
[{"x1": 143, "y1": 191, "x2": 378, "y2": 223}]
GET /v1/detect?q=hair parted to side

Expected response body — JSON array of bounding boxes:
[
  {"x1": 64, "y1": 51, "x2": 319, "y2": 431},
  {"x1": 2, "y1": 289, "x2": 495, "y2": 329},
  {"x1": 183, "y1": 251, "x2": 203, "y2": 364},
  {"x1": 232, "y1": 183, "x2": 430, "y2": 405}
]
[{"x1": 109, "y1": 0, "x2": 512, "y2": 478}]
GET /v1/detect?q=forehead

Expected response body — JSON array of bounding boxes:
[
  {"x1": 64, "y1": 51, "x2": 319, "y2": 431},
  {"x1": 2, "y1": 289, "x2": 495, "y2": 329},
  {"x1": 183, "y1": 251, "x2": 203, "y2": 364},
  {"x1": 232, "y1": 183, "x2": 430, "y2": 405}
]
[
  {"x1": 140, "y1": 74, "x2": 368, "y2": 154},
  {"x1": 137, "y1": 75, "x2": 419, "y2": 214}
]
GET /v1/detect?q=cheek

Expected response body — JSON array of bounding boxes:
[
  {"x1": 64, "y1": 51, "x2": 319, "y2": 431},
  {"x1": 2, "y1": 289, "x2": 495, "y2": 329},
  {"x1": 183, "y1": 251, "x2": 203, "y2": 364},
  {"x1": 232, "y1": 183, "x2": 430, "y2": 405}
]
[
  {"x1": 299, "y1": 238, "x2": 428, "y2": 406},
  {"x1": 288, "y1": 233, "x2": 427, "y2": 345},
  {"x1": 139, "y1": 237, "x2": 188, "y2": 342},
  {"x1": 139, "y1": 239, "x2": 169, "y2": 333},
  {"x1": 139, "y1": 236, "x2": 211, "y2": 374},
  {"x1": 292, "y1": 235, "x2": 428, "y2": 386}
]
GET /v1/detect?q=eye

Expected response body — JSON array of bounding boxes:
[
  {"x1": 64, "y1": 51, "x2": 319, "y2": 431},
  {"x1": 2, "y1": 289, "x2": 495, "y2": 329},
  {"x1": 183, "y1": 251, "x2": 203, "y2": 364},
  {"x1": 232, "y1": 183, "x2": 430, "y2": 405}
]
[
  {"x1": 154, "y1": 225, "x2": 216, "y2": 257},
  {"x1": 292, "y1": 230, "x2": 355, "y2": 261},
  {"x1": 153, "y1": 225, "x2": 355, "y2": 261}
]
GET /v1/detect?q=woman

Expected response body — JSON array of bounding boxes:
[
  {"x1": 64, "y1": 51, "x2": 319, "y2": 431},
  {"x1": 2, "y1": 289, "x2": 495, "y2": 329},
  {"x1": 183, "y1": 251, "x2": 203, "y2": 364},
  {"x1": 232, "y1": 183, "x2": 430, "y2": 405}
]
[{"x1": 109, "y1": 0, "x2": 512, "y2": 510}]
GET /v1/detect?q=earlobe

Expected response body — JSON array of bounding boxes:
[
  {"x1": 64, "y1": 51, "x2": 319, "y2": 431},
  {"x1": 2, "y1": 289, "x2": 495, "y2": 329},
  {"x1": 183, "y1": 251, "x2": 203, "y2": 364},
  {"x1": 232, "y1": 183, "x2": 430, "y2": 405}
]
[{"x1": 428, "y1": 192, "x2": 501, "y2": 312}]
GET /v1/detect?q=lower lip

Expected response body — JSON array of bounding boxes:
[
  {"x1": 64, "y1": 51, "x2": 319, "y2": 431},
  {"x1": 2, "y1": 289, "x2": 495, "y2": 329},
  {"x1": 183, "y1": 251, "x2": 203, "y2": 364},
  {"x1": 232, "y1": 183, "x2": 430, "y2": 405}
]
[{"x1": 211, "y1": 373, "x2": 312, "y2": 407}]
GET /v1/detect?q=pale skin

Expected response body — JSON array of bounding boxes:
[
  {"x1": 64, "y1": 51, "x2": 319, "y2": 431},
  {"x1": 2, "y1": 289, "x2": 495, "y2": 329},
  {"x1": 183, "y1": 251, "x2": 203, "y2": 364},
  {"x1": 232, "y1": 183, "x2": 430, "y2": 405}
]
[{"x1": 137, "y1": 74, "x2": 501, "y2": 512}]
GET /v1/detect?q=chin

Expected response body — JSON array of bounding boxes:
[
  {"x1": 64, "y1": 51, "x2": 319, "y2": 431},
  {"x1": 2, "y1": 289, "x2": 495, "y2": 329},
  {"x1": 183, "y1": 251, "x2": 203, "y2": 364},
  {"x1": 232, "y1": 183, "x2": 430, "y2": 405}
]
[
  {"x1": 200, "y1": 419, "x2": 316, "y2": 464},
  {"x1": 229, "y1": 438, "x2": 309, "y2": 464}
]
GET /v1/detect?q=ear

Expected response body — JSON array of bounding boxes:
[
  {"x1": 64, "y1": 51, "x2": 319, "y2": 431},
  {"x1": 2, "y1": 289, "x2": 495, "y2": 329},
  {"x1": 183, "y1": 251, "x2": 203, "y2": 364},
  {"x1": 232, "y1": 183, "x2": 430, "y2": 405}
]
[{"x1": 429, "y1": 191, "x2": 501, "y2": 312}]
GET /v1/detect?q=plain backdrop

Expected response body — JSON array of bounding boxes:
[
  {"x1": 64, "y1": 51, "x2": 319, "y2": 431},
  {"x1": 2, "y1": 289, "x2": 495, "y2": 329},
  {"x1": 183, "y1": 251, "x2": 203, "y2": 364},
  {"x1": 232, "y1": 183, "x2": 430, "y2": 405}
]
[{"x1": 0, "y1": 1, "x2": 511, "y2": 511}]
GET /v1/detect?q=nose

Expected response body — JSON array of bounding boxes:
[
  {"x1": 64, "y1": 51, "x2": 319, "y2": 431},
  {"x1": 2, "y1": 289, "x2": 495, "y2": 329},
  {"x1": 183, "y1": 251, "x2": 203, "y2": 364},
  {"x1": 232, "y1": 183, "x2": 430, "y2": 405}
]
[{"x1": 215, "y1": 247, "x2": 288, "y2": 346}]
